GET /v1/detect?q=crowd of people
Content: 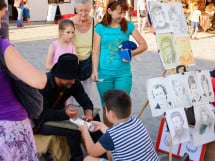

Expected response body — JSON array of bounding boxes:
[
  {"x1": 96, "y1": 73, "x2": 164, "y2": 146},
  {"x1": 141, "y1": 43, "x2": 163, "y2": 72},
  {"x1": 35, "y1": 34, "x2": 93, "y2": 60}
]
[
  {"x1": 1, "y1": 0, "x2": 215, "y2": 160},
  {"x1": 0, "y1": 0, "x2": 159, "y2": 160},
  {"x1": 14, "y1": 0, "x2": 31, "y2": 28}
]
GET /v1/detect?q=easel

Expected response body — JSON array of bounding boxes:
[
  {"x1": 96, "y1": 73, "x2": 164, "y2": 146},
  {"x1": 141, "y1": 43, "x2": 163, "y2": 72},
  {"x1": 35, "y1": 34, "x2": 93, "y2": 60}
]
[{"x1": 137, "y1": 65, "x2": 188, "y2": 161}]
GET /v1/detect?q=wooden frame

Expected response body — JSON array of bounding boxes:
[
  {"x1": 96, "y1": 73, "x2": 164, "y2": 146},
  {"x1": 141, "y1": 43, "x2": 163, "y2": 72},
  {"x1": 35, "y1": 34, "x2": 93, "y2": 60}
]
[{"x1": 156, "y1": 118, "x2": 206, "y2": 161}]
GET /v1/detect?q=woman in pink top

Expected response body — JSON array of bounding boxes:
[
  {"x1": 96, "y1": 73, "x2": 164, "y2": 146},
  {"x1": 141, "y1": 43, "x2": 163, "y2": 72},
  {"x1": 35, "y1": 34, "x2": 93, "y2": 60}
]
[{"x1": 45, "y1": 19, "x2": 77, "y2": 70}]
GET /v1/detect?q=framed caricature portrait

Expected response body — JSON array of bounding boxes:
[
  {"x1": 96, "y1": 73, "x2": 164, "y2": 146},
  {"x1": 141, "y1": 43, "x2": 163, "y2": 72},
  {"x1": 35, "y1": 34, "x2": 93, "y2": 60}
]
[
  {"x1": 156, "y1": 118, "x2": 207, "y2": 161},
  {"x1": 179, "y1": 127, "x2": 206, "y2": 161},
  {"x1": 156, "y1": 118, "x2": 180, "y2": 157}
]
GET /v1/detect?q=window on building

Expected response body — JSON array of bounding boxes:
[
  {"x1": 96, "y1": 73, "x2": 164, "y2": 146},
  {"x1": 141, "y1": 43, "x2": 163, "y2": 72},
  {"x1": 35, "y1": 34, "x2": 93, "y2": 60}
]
[{"x1": 48, "y1": 0, "x2": 71, "y2": 3}]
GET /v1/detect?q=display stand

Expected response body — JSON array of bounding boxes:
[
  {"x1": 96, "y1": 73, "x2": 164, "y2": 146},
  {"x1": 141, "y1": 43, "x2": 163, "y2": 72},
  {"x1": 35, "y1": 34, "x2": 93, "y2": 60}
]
[
  {"x1": 137, "y1": 66, "x2": 187, "y2": 161},
  {"x1": 46, "y1": 4, "x2": 61, "y2": 24}
]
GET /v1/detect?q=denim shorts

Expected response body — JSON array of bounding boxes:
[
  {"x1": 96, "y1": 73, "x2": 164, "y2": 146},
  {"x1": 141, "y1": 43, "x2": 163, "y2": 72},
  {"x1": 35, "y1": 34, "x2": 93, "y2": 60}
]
[{"x1": 191, "y1": 21, "x2": 199, "y2": 30}]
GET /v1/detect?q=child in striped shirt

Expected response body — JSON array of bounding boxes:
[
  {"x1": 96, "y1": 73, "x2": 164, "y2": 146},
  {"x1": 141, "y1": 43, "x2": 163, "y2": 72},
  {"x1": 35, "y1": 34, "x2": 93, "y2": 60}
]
[{"x1": 78, "y1": 89, "x2": 159, "y2": 161}]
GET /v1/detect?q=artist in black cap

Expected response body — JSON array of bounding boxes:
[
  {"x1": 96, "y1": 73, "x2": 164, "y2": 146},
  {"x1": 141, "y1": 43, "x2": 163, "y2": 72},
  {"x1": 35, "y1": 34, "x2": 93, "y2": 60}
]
[{"x1": 34, "y1": 53, "x2": 98, "y2": 161}]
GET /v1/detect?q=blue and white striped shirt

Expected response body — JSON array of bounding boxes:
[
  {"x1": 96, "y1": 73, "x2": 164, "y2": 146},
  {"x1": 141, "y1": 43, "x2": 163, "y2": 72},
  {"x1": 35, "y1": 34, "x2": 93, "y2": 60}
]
[{"x1": 99, "y1": 116, "x2": 159, "y2": 161}]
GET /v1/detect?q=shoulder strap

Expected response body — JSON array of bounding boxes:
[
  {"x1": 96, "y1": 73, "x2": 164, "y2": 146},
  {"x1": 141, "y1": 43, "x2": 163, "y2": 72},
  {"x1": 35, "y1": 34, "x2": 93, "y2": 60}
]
[
  {"x1": 0, "y1": 39, "x2": 9, "y2": 73},
  {"x1": 92, "y1": 18, "x2": 94, "y2": 48}
]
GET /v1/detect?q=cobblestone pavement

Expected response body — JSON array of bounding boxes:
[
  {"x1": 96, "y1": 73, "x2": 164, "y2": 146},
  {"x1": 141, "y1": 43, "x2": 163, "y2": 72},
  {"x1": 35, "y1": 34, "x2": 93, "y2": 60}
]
[{"x1": 9, "y1": 21, "x2": 215, "y2": 161}]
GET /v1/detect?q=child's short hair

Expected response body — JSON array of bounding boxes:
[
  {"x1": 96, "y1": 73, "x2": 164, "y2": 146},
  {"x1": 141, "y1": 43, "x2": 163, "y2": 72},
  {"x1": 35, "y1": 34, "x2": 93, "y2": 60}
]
[{"x1": 103, "y1": 89, "x2": 131, "y2": 119}]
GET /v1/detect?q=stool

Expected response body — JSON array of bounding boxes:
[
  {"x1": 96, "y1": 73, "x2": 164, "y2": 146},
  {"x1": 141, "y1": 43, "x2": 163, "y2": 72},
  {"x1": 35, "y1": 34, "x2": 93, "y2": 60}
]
[
  {"x1": 35, "y1": 135, "x2": 71, "y2": 161},
  {"x1": 35, "y1": 108, "x2": 101, "y2": 161}
]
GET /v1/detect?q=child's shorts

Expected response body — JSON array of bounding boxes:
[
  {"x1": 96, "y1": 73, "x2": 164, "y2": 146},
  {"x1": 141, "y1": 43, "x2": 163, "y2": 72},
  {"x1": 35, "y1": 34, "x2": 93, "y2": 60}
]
[
  {"x1": 23, "y1": 6, "x2": 30, "y2": 18},
  {"x1": 191, "y1": 21, "x2": 199, "y2": 30}
]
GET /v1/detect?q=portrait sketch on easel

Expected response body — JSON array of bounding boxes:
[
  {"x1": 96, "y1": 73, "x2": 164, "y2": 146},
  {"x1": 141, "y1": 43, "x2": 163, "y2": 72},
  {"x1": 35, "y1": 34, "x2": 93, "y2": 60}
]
[
  {"x1": 175, "y1": 36, "x2": 195, "y2": 65},
  {"x1": 197, "y1": 70, "x2": 215, "y2": 103},
  {"x1": 147, "y1": 77, "x2": 174, "y2": 117},
  {"x1": 193, "y1": 104, "x2": 215, "y2": 146},
  {"x1": 179, "y1": 128, "x2": 206, "y2": 161},
  {"x1": 167, "y1": 2, "x2": 188, "y2": 36},
  {"x1": 167, "y1": 74, "x2": 192, "y2": 108},
  {"x1": 156, "y1": 118, "x2": 180, "y2": 156},
  {"x1": 166, "y1": 108, "x2": 190, "y2": 145},
  {"x1": 185, "y1": 71, "x2": 204, "y2": 105},
  {"x1": 148, "y1": 1, "x2": 172, "y2": 34},
  {"x1": 156, "y1": 34, "x2": 179, "y2": 69}
]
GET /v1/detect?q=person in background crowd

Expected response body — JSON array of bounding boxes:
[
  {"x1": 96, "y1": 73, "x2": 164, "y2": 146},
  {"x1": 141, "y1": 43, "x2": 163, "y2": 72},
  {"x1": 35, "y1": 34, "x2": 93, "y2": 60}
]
[
  {"x1": 45, "y1": 19, "x2": 76, "y2": 70},
  {"x1": 137, "y1": 0, "x2": 147, "y2": 33},
  {"x1": 78, "y1": 89, "x2": 159, "y2": 161},
  {"x1": 0, "y1": 1, "x2": 47, "y2": 160},
  {"x1": 0, "y1": 8, "x2": 9, "y2": 39},
  {"x1": 68, "y1": 0, "x2": 97, "y2": 107},
  {"x1": 22, "y1": 0, "x2": 31, "y2": 25},
  {"x1": 92, "y1": 0, "x2": 148, "y2": 127},
  {"x1": 190, "y1": 3, "x2": 201, "y2": 39},
  {"x1": 14, "y1": 0, "x2": 24, "y2": 28}
]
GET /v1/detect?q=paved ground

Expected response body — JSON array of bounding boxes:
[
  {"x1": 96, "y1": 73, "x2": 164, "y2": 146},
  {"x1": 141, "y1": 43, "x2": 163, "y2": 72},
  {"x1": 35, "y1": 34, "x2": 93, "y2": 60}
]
[{"x1": 9, "y1": 21, "x2": 215, "y2": 161}]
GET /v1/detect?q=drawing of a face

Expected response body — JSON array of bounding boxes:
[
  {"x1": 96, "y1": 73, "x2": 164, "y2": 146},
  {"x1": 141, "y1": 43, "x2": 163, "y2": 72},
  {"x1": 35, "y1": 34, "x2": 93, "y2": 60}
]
[
  {"x1": 152, "y1": 85, "x2": 167, "y2": 105},
  {"x1": 161, "y1": 39, "x2": 175, "y2": 64},
  {"x1": 152, "y1": 5, "x2": 166, "y2": 28},
  {"x1": 172, "y1": 115, "x2": 183, "y2": 130},
  {"x1": 201, "y1": 110, "x2": 210, "y2": 125},
  {"x1": 201, "y1": 75, "x2": 211, "y2": 96},
  {"x1": 188, "y1": 75, "x2": 201, "y2": 102},
  {"x1": 169, "y1": 12, "x2": 180, "y2": 30},
  {"x1": 172, "y1": 80, "x2": 184, "y2": 96},
  {"x1": 168, "y1": 6, "x2": 182, "y2": 31}
]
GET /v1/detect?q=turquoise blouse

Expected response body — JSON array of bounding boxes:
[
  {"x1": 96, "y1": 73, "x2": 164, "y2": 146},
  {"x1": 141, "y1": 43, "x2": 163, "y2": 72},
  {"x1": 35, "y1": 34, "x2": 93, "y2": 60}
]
[{"x1": 95, "y1": 21, "x2": 135, "y2": 76}]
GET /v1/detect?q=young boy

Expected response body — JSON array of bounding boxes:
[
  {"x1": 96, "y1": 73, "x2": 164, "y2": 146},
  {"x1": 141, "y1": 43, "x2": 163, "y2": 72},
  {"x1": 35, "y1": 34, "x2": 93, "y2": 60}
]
[
  {"x1": 78, "y1": 89, "x2": 159, "y2": 161},
  {"x1": 190, "y1": 3, "x2": 201, "y2": 40}
]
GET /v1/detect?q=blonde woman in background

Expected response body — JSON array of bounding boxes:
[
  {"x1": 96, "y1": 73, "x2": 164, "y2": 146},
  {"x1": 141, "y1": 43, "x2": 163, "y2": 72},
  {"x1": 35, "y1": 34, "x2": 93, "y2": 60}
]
[{"x1": 68, "y1": 0, "x2": 98, "y2": 106}]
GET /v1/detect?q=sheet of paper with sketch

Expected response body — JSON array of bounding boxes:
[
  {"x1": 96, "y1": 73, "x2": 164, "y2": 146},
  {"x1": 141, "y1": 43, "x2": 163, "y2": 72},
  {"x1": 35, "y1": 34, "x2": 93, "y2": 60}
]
[
  {"x1": 147, "y1": 77, "x2": 174, "y2": 117},
  {"x1": 175, "y1": 36, "x2": 195, "y2": 65},
  {"x1": 197, "y1": 70, "x2": 215, "y2": 103},
  {"x1": 193, "y1": 104, "x2": 215, "y2": 146},
  {"x1": 156, "y1": 34, "x2": 180, "y2": 69},
  {"x1": 166, "y1": 108, "x2": 190, "y2": 145},
  {"x1": 166, "y1": 73, "x2": 192, "y2": 108}
]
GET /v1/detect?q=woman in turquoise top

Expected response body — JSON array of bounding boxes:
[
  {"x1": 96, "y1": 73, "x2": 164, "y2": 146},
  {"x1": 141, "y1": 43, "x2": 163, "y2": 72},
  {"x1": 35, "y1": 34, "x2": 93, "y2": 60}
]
[{"x1": 92, "y1": 0, "x2": 148, "y2": 126}]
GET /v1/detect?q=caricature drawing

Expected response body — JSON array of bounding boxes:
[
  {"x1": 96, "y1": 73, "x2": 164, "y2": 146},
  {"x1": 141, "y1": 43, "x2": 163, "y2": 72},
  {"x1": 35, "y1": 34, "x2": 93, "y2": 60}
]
[
  {"x1": 175, "y1": 36, "x2": 194, "y2": 65},
  {"x1": 180, "y1": 127, "x2": 205, "y2": 161},
  {"x1": 198, "y1": 108, "x2": 214, "y2": 135},
  {"x1": 159, "y1": 37, "x2": 177, "y2": 65},
  {"x1": 171, "y1": 77, "x2": 192, "y2": 108},
  {"x1": 193, "y1": 105, "x2": 215, "y2": 146},
  {"x1": 200, "y1": 74, "x2": 212, "y2": 98},
  {"x1": 166, "y1": 109, "x2": 190, "y2": 145},
  {"x1": 149, "y1": 2, "x2": 171, "y2": 34},
  {"x1": 170, "y1": 111, "x2": 190, "y2": 144},
  {"x1": 152, "y1": 84, "x2": 172, "y2": 110},
  {"x1": 157, "y1": 119, "x2": 180, "y2": 155},
  {"x1": 168, "y1": 3, "x2": 188, "y2": 35},
  {"x1": 188, "y1": 75, "x2": 202, "y2": 103}
]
